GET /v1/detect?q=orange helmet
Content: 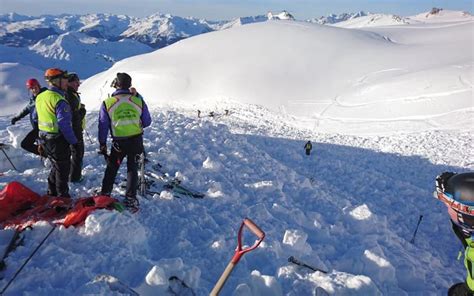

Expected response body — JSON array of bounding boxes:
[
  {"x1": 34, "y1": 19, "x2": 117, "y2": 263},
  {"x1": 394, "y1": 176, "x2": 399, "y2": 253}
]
[{"x1": 44, "y1": 68, "x2": 67, "y2": 81}]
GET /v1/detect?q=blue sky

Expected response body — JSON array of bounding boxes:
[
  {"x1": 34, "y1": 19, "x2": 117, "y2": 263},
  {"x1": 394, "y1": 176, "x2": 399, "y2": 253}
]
[{"x1": 0, "y1": 0, "x2": 472, "y2": 20}]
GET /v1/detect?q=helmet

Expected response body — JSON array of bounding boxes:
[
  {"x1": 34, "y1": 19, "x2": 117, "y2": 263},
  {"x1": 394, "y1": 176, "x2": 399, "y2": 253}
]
[
  {"x1": 25, "y1": 78, "x2": 40, "y2": 89},
  {"x1": 435, "y1": 172, "x2": 474, "y2": 232},
  {"x1": 67, "y1": 72, "x2": 80, "y2": 82},
  {"x1": 111, "y1": 72, "x2": 132, "y2": 89},
  {"x1": 44, "y1": 68, "x2": 67, "y2": 81}
]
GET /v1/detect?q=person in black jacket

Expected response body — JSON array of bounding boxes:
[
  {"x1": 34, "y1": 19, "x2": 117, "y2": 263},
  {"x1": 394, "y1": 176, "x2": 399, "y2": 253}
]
[
  {"x1": 65, "y1": 73, "x2": 86, "y2": 183},
  {"x1": 11, "y1": 78, "x2": 47, "y2": 156}
]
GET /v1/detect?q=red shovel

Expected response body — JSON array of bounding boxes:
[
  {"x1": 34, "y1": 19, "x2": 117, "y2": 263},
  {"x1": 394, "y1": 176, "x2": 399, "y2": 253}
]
[{"x1": 210, "y1": 218, "x2": 265, "y2": 296}]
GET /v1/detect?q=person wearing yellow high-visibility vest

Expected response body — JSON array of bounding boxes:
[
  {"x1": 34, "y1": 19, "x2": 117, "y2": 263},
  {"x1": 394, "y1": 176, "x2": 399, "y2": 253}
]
[
  {"x1": 36, "y1": 68, "x2": 78, "y2": 198},
  {"x1": 98, "y1": 72, "x2": 152, "y2": 212},
  {"x1": 65, "y1": 73, "x2": 86, "y2": 183},
  {"x1": 435, "y1": 172, "x2": 474, "y2": 295}
]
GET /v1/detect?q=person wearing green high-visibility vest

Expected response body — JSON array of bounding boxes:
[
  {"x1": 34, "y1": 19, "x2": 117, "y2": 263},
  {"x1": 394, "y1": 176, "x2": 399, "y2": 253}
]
[
  {"x1": 36, "y1": 68, "x2": 78, "y2": 198},
  {"x1": 435, "y1": 172, "x2": 474, "y2": 295},
  {"x1": 98, "y1": 72, "x2": 152, "y2": 212}
]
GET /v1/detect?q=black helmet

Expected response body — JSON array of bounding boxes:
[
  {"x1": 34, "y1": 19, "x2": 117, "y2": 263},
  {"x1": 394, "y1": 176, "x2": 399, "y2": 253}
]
[{"x1": 111, "y1": 72, "x2": 131, "y2": 89}]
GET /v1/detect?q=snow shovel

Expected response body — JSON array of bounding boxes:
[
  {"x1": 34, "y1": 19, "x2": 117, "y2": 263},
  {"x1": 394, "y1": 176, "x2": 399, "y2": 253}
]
[{"x1": 210, "y1": 218, "x2": 265, "y2": 296}]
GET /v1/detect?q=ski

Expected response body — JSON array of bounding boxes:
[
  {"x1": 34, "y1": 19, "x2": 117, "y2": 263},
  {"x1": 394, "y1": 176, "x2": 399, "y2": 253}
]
[
  {"x1": 145, "y1": 171, "x2": 204, "y2": 199},
  {"x1": 93, "y1": 274, "x2": 139, "y2": 296}
]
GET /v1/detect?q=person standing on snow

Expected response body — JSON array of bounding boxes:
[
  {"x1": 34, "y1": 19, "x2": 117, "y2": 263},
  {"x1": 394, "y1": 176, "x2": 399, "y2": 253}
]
[
  {"x1": 304, "y1": 141, "x2": 312, "y2": 156},
  {"x1": 10, "y1": 78, "x2": 47, "y2": 156},
  {"x1": 98, "y1": 72, "x2": 152, "y2": 212},
  {"x1": 434, "y1": 172, "x2": 474, "y2": 295},
  {"x1": 36, "y1": 68, "x2": 77, "y2": 198},
  {"x1": 65, "y1": 73, "x2": 86, "y2": 183}
]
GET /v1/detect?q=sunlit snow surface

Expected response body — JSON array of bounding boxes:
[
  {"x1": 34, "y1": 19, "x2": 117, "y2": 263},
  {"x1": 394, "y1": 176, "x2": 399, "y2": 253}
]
[{"x1": 0, "y1": 9, "x2": 473, "y2": 296}]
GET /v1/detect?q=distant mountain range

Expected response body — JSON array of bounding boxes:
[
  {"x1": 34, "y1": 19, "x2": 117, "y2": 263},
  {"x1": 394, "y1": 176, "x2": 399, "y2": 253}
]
[{"x1": 0, "y1": 8, "x2": 471, "y2": 78}]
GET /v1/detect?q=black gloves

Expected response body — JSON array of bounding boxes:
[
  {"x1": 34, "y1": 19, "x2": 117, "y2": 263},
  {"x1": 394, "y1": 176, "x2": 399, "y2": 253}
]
[
  {"x1": 99, "y1": 144, "x2": 107, "y2": 156},
  {"x1": 11, "y1": 116, "x2": 19, "y2": 125}
]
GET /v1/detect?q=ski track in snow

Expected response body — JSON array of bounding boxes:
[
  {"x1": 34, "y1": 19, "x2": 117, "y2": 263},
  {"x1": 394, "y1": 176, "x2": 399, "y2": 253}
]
[{"x1": 0, "y1": 105, "x2": 472, "y2": 295}]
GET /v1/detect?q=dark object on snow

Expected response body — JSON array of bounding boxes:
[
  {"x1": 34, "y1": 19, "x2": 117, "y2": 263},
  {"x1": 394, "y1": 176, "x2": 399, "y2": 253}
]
[
  {"x1": 168, "y1": 276, "x2": 195, "y2": 296},
  {"x1": 210, "y1": 218, "x2": 265, "y2": 296},
  {"x1": 304, "y1": 141, "x2": 312, "y2": 156},
  {"x1": 0, "y1": 225, "x2": 56, "y2": 295},
  {"x1": 448, "y1": 282, "x2": 473, "y2": 296},
  {"x1": 409, "y1": 215, "x2": 423, "y2": 244},
  {"x1": 197, "y1": 110, "x2": 201, "y2": 118},
  {"x1": 288, "y1": 256, "x2": 327, "y2": 273},
  {"x1": 0, "y1": 144, "x2": 18, "y2": 171}
]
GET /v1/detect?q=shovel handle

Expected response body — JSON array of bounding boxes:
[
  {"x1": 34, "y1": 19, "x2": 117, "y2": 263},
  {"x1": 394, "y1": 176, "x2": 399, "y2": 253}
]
[
  {"x1": 243, "y1": 218, "x2": 264, "y2": 239},
  {"x1": 210, "y1": 261, "x2": 236, "y2": 296}
]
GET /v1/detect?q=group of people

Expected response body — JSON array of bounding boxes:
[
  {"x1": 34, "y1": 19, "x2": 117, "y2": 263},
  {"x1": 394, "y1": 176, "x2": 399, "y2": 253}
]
[{"x1": 11, "y1": 69, "x2": 151, "y2": 212}]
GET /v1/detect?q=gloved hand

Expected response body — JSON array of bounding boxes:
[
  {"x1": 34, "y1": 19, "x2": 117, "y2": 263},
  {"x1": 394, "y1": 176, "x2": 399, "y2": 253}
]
[
  {"x1": 99, "y1": 144, "x2": 107, "y2": 156},
  {"x1": 11, "y1": 116, "x2": 19, "y2": 125},
  {"x1": 79, "y1": 104, "x2": 86, "y2": 119}
]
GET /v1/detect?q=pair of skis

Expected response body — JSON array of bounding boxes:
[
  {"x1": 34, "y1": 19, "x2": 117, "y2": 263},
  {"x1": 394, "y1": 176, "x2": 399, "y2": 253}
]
[{"x1": 136, "y1": 159, "x2": 204, "y2": 199}]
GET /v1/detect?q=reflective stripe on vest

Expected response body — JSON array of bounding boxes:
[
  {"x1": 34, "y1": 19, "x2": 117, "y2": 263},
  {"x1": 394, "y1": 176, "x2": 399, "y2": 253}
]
[
  {"x1": 104, "y1": 94, "x2": 143, "y2": 138},
  {"x1": 36, "y1": 90, "x2": 66, "y2": 133}
]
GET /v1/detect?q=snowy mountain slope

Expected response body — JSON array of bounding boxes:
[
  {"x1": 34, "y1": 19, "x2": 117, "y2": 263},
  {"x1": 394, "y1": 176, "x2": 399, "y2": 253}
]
[
  {"x1": 332, "y1": 14, "x2": 411, "y2": 28},
  {"x1": 308, "y1": 11, "x2": 370, "y2": 25},
  {"x1": 0, "y1": 104, "x2": 472, "y2": 294},
  {"x1": 80, "y1": 19, "x2": 473, "y2": 135},
  {"x1": 410, "y1": 8, "x2": 474, "y2": 23},
  {"x1": 120, "y1": 13, "x2": 213, "y2": 48},
  {"x1": 0, "y1": 63, "x2": 43, "y2": 116}
]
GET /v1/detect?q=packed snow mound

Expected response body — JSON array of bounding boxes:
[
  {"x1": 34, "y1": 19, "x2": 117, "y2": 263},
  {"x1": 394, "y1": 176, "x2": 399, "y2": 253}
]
[
  {"x1": 81, "y1": 20, "x2": 473, "y2": 135},
  {"x1": 0, "y1": 63, "x2": 43, "y2": 116}
]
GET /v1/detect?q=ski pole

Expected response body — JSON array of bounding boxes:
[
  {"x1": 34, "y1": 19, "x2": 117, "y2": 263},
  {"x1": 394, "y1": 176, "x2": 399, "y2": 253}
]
[
  {"x1": 288, "y1": 256, "x2": 327, "y2": 273},
  {"x1": 0, "y1": 144, "x2": 18, "y2": 171},
  {"x1": 0, "y1": 225, "x2": 56, "y2": 294},
  {"x1": 85, "y1": 130, "x2": 94, "y2": 145},
  {"x1": 210, "y1": 218, "x2": 265, "y2": 296},
  {"x1": 410, "y1": 215, "x2": 423, "y2": 244}
]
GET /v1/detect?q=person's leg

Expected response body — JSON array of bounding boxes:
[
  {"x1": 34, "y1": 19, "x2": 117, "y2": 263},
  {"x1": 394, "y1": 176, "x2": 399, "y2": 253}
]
[
  {"x1": 70, "y1": 138, "x2": 84, "y2": 182},
  {"x1": 101, "y1": 144, "x2": 124, "y2": 195},
  {"x1": 43, "y1": 138, "x2": 57, "y2": 196},
  {"x1": 21, "y1": 128, "x2": 40, "y2": 155},
  {"x1": 51, "y1": 136, "x2": 71, "y2": 197}
]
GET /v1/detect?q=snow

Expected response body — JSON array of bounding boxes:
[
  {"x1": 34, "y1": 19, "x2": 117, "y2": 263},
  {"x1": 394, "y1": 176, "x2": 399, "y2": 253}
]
[
  {"x1": 0, "y1": 8, "x2": 473, "y2": 296},
  {"x1": 80, "y1": 18, "x2": 473, "y2": 135}
]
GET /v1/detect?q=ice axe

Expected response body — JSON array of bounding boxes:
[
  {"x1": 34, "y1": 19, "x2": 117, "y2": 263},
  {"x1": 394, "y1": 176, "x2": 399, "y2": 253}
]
[
  {"x1": 210, "y1": 218, "x2": 265, "y2": 296},
  {"x1": 288, "y1": 256, "x2": 328, "y2": 273}
]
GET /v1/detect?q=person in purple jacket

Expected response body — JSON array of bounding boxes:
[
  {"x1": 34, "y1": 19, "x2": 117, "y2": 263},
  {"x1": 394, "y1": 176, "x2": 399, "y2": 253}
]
[
  {"x1": 36, "y1": 68, "x2": 78, "y2": 198},
  {"x1": 98, "y1": 72, "x2": 152, "y2": 212}
]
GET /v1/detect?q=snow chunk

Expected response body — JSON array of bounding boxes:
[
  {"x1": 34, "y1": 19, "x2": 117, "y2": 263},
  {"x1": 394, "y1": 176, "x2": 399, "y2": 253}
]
[
  {"x1": 244, "y1": 180, "x2": 274, "y2": 189},
  {"x1": 234, "y1": 270, "x2": 282, "y2": 296},
  {"x1": 159, "y1": 190, "x2": 174, "y2": 200},
  {"x1": 145, "y1": 265, "x2": 167, "y2": 286},
  {"x1": 349, "y1": 204, "x2": 373, "y2": 220},
  {"x1": 364, "y1": 250, "x2": 392, "y2": 268},
  {"x1": 202, "y1": 156, "x2": 221, "y2": 170},
  {"x1": 282, "y1": 229, "x2": 312, "y2": 254}
]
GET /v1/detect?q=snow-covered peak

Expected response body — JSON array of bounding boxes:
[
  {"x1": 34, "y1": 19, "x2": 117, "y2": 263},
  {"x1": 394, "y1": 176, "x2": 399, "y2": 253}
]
[
  {"x1": 120, "y1": 12, "x2": 213, "y2": 48},
  {"x1": 267, "y1": 10, "x2": 295, "y2": 21},
  {"x1": 333, "y1": 13, "x2": 411, "y2": 28},
  {"x1": 308, "y1": 11, "x2": 370, "y2": 25},
  {"x1": 0, "y1": 12, "x2": 34, "y2": 23},
  {"x1": 409, "y1": 8, "x2": 474, "y2": 23}
]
